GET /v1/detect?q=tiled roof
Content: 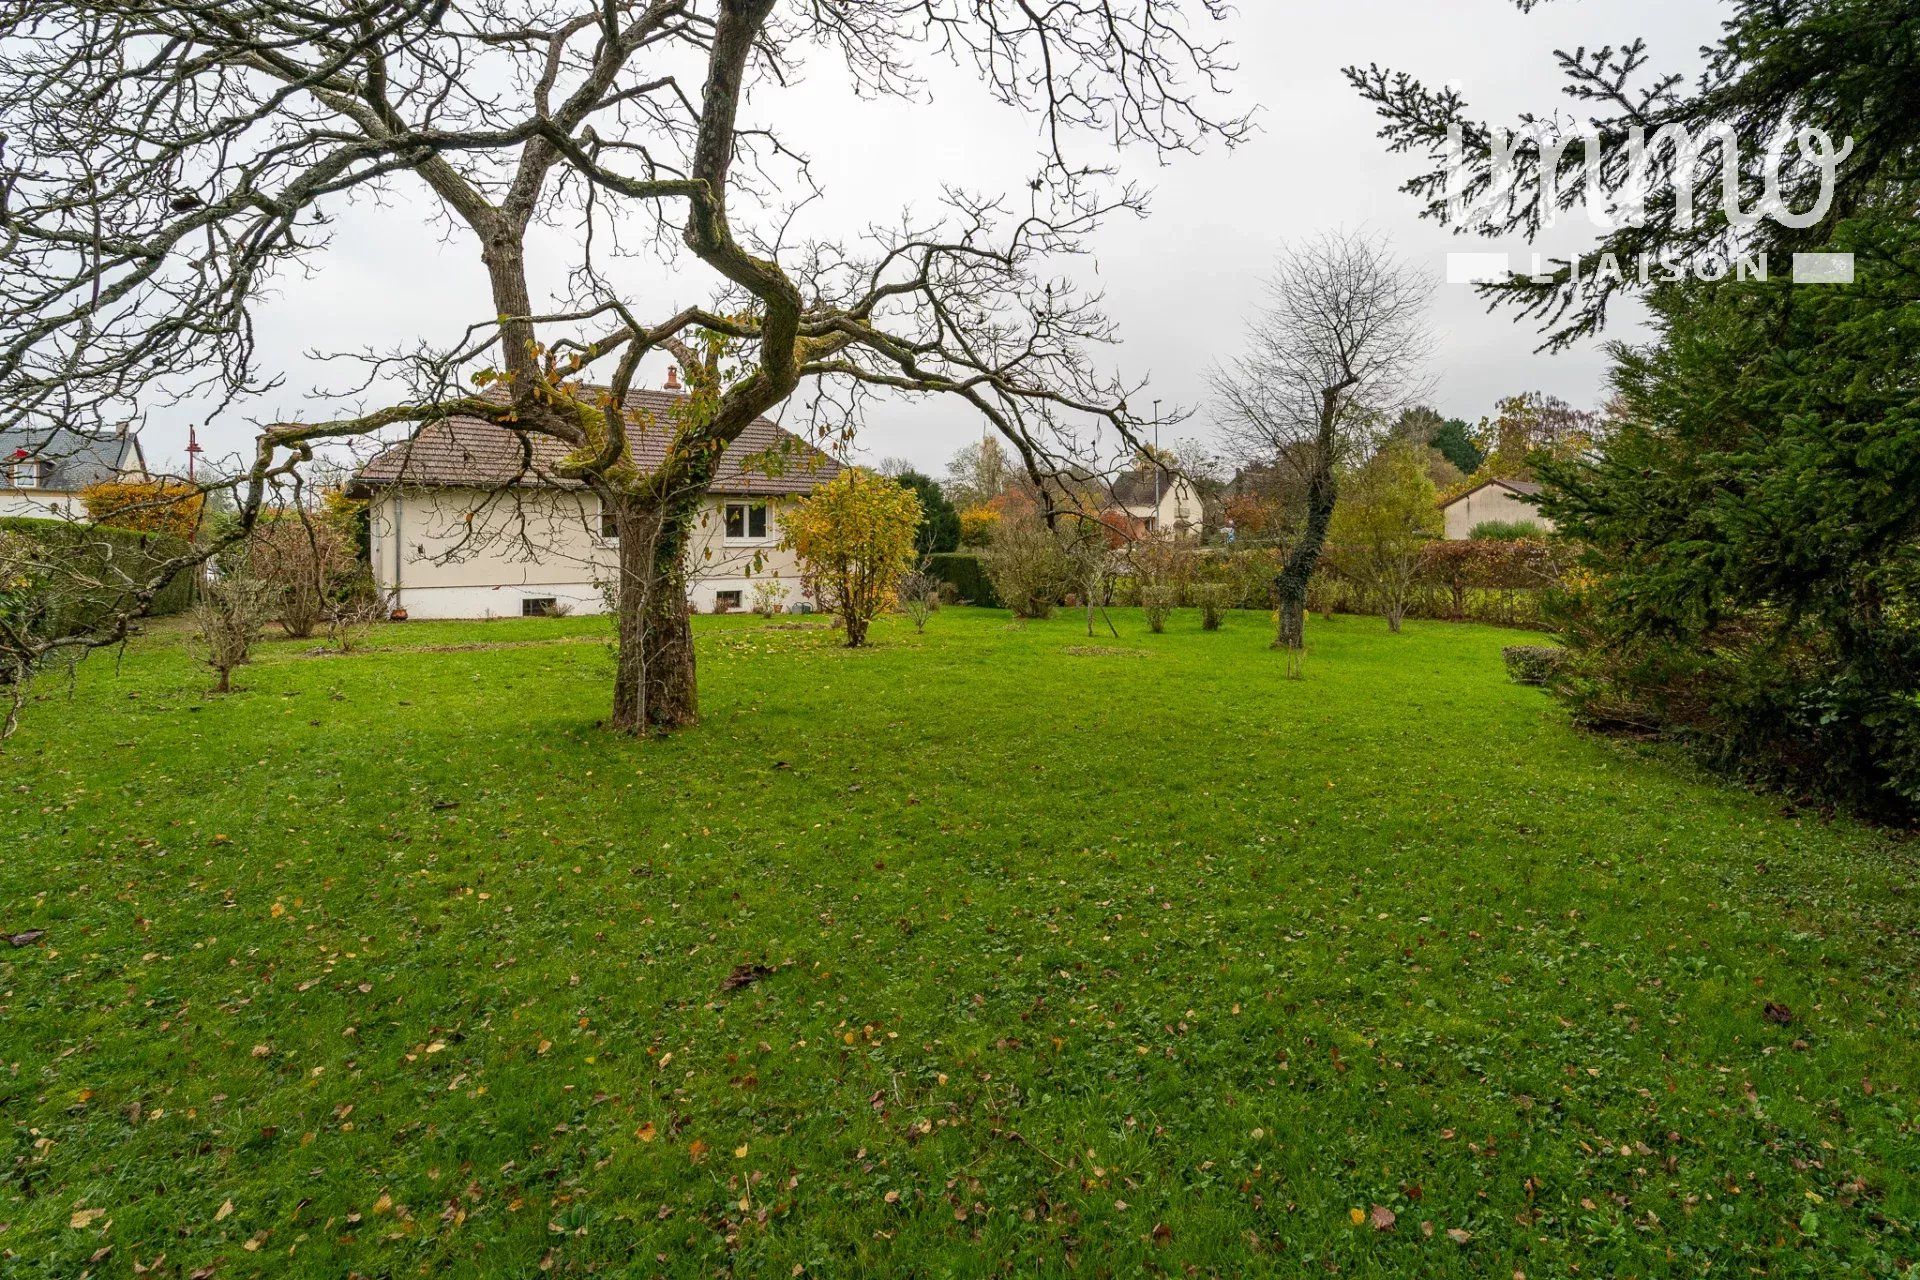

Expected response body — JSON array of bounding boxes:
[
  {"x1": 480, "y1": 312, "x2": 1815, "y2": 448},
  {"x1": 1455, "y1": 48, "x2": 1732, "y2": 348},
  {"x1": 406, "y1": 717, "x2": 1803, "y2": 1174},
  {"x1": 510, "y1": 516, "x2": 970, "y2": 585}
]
[
  {"x1": 0, "y1": 426, "x2": 144, "y2": 492},
  {"x1": 350, "y1": 388, "x2": 839, "y2": 497},
  {"x1": 1438, "y1": 476, "x2": 1544, "y2": 507},
  {"x1": 1110, "y1": 464, "x2": 1181, "y2": 508}
]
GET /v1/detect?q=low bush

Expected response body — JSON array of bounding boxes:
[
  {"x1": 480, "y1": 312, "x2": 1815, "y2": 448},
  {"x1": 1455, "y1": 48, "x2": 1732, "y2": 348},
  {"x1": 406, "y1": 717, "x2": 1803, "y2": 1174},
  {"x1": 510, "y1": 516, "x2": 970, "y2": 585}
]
[
  {"x1": 1140, "y1": 584, "x2": 1175, "y2": 633},
  {"x1": 1193, "y1": 582, "x2": 1231, "y2": 631},
  {"x1": 982, "y1": 520, "x2": 1072, "y2": 619},
  {"x1": 751, "y1": 579, "x2": 791, "y2": 618},
  {"x1": 1503, "y1": 645, "x2": 1563, "y2": 686}
]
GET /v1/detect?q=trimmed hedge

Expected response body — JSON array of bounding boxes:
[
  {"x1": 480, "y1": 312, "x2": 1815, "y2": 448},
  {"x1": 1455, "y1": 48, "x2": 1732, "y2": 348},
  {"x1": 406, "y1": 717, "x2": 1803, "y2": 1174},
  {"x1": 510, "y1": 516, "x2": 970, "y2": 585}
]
[
  {"x1": 0, "y1": 516, "x2": 198, "y2": 626},
  {"x1": 925, "y1": 552, "x2": 1000, "y2": 608}
]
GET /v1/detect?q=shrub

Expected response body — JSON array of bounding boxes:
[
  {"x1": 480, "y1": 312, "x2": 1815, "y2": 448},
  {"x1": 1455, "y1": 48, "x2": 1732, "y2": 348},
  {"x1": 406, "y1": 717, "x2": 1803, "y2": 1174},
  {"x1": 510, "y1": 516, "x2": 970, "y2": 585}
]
[
  {"x1": 80, "y1": 479, "x2": 206, "y2": 538},
  {"x1": 782, "y1": 468, "x2": 922, "y2": 647},
  {"x1": 249, "y1": 512, "x2": 359, "y2": 638},
  {"x1": 958, "y1": 506, "x2": 1000, "y2": 547},
  {"x1": 897, "y1": 570, "x2": 938, "y2": 634},
  {"x1": 925, "y1": 552, "x2": 997, "y2": 606},
  {"x1": 750, "y1": 579, "x2": 791, "y2": 617},
  {"x1": 1193, "y1": 582, "x2": 1231, "y2": 631},
  {"x1": 0, "y1": 516, "x2": 197, "y2": 629},
  {"x1": 1503, "y1": 645, "x2": 1563, "y2": 686},
  {"x1": 325, "y1": 568, "x2": 387, "y2": 651},
  {"x1": 1471, "y1": 518, "x2": 1548, "y2": 541},
  {"x1": 981, "y1": 519, "x2": 1072, "y2": 619},
  {"x1": 194, "y1": 571, "x2": 274, "y2": 693},
  {"x1": 1416, "y1": 538, "x2": 1568, "y2": 623},
  {"x1": 1140, "y1": 584, "x2": 1176, "y2": 633}
]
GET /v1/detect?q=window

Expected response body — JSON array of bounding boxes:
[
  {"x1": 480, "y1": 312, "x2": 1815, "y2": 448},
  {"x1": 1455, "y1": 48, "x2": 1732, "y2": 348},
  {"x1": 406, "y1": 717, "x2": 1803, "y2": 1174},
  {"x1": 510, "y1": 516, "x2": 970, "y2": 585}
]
[
  {"x1": 714, "y1": 590, "x2": 743, "y2": 613},
  {"x1": 724, "y1": 501, "x2": 769, "y2": 541},
  {"x1": 9, "y1": 460, "x2": 40, "y2": 489},
  {"x1": 522, "y1": 597, "x2": 558, "y2": 618},
  {"x1": 599, "y1": 504, "x2": 619, "y2": 540}
]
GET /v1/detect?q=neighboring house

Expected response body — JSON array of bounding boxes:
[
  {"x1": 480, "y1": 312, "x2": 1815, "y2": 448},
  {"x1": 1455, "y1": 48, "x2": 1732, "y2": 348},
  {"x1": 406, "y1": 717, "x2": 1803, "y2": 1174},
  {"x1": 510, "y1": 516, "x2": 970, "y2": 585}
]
[
  {"x1": 347, "y1": 379, "x2": 840, "y2": 618},
  {"x1": 1438, "y1": 477, "x2": 1552, "y2": 540},
  {"x1": 0, "y1": 425, "x2": 148, "y2": 519},
  {"x1": 1103, "y1": 462, "x2": 1204, "y2": 539}
]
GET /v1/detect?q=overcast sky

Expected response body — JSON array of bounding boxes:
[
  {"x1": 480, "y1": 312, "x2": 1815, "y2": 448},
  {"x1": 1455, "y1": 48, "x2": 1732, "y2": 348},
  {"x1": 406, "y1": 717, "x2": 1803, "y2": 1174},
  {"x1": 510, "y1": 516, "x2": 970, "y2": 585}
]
[{"x1": 162, "y1": 0, "x2": 1727, "y2": 480}]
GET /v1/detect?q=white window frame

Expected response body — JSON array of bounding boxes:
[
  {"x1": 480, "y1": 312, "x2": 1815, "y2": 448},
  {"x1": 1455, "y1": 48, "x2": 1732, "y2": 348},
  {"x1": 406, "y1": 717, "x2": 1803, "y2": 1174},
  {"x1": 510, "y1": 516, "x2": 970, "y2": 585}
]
[
  {"x1": 723, "y1": 500, "x2": 771, "y2": 545},
  {"x1": 10, "y1": 460, "x2": 41, "y2": 489}
]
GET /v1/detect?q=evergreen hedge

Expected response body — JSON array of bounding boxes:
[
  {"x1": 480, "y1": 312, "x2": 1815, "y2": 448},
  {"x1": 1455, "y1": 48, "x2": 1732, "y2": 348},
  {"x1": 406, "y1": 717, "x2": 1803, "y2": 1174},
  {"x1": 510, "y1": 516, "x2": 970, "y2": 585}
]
[
  {"x1": 0, "y1": 516, "x2": 198, "y2": 626},
  {"x1": 925, "y1": 552, "x2": 1000, "y2": 607}
]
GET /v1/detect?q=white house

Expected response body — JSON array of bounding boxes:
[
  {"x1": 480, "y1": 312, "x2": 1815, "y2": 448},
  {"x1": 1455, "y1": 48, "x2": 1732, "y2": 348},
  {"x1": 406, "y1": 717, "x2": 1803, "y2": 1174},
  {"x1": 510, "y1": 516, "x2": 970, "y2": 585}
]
[
  {"x1": 348, "y1": 381, "x2": 839, "y2": 618},
  {"x1": 1104, "y1": 462, "x2": 1204, "y2": 538},
  {"x1": 0, "y1": 425, "x2": 148, "y2": 520},
  {"x1": 1437, "y1": 477, "x2": 1552, "y2": 540}
]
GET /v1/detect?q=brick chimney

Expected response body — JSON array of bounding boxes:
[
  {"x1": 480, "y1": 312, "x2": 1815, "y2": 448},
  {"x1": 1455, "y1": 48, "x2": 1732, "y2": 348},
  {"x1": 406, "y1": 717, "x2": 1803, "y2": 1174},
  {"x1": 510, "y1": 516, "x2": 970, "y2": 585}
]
[{"x1": 664, "y1": 365, "x2": 681, "y2": 391}]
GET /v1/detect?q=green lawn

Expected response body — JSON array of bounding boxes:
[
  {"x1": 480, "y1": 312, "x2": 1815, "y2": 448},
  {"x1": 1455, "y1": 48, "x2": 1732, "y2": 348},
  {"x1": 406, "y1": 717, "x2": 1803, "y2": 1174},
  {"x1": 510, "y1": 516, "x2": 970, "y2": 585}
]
[{"x1": 4, "y1": 608, "x2": 1917, "y2": 1277}]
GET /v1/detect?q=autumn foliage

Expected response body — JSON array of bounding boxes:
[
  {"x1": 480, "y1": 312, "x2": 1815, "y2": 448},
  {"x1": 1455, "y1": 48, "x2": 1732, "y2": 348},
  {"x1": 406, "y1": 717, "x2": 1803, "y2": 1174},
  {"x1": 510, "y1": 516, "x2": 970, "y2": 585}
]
[
  {"x1": 782, "y1": 469, "x2": 922, "y2": 647},
  {"x1": 81, "y1": 479, "x2": 205, "y2": 538}
]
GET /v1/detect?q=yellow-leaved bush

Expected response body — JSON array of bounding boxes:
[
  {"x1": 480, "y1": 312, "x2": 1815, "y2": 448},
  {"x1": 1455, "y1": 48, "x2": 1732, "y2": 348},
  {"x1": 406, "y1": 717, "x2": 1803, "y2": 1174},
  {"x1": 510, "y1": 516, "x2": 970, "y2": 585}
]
[
  {"x1": 80, "y1": 479, "x2": 205, "y2": 538},
  {"x1": 781, "y1": 468, "x2": 921, "y2": 647}
]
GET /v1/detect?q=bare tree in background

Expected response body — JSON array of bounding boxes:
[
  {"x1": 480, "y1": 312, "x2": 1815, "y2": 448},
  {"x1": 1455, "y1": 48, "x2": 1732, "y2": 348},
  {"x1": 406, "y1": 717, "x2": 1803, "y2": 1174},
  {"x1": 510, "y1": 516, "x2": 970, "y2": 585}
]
[
  {"x1": 1211, "y1": 233, "x2": 1431, "y2": 662},
  {"x1": 0, "y1": 0, "x2": 1247, "y2": 733}
]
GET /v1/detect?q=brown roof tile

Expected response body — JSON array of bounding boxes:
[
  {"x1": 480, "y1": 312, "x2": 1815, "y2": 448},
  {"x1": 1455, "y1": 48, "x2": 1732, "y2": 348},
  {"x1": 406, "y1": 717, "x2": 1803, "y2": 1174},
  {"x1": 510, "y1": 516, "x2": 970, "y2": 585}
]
[{"x1": 350, "y1": 388, "x2": 838, "y2": 497}]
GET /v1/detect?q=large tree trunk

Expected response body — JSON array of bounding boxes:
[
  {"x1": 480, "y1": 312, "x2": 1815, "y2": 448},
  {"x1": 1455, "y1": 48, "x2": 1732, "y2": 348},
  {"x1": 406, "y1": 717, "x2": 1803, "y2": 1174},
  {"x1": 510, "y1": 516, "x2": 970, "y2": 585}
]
[
  {"x1": 1273, "y1": 462, "x2": 1336, "y2": 652},
  {"x1": 609, "y1": 495, "x2": 699, "y2": 734}
]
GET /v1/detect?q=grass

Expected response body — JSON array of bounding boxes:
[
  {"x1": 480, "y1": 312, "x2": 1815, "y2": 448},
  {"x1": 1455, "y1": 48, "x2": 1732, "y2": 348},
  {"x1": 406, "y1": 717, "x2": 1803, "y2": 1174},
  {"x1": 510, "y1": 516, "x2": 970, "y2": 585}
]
[{"x1": 3, "y1": 606, "x2": 1918, "y2": 1277}]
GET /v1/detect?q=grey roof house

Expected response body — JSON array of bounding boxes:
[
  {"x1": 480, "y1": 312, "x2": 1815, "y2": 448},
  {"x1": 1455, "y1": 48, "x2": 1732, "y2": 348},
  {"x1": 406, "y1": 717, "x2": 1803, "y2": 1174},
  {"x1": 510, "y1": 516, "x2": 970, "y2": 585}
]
[{"x1": 0, "y1": 425, "x2": 148, "y2": 520}]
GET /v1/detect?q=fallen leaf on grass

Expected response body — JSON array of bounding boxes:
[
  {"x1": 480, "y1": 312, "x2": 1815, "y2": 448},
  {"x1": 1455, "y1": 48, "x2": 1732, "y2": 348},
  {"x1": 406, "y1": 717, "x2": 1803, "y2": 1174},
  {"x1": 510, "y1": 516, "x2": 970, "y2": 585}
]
[
  {"x1": 213, "y1": 1199, "x2": 234, "y2": 1222},
  {"x1": 1764, "y1": 1002, "x2": 1793, "y2": 1026},
  {"x1": 1447, "y1": 1227, "x2": 1473, "y2": 1244},
  {"x1": 70, "y1": 1208, "x2": 106, "y2": 1229},
  {"x1": 8, "y1": 929, "x2": 46, "y2": 947},
  {"x1": 1370, "y1": 1205, "x2": 1396, "y2": 1232},
  {"x1": 636, "y1": 1122, "x2": 657, "y2": 1143}
]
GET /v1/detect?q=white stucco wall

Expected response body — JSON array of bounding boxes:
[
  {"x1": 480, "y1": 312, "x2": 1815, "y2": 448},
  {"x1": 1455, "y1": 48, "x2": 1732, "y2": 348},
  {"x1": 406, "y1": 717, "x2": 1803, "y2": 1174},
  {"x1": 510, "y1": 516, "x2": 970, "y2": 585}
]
[
  {"x1": 0, "y1": 489, "x2": 84, "y2": 520},
  {"x1": 367, "y1": 487, "x2": 815, "y2": 619},
  {"x1": 1118, "y1": 477, "x2": 1203, "y2": 538},
  {"x1": 1441, "y1": 485, "x2": 1553, "y2": 540}
]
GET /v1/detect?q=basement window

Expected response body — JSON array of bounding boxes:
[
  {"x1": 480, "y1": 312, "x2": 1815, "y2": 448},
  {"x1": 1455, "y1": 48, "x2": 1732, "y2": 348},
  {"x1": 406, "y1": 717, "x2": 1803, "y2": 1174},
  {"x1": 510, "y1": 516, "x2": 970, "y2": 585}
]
[
  {"x1": 714, "y1": 590, "x2": 743, "y2": 613},
  {"x1": 522, "y1": 598, "x2": 558, "y2": 618}
]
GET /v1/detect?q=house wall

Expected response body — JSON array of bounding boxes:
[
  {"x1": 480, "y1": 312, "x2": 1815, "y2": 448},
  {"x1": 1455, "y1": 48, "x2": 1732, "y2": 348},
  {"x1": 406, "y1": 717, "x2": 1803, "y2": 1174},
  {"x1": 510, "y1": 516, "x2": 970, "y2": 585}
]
[
  {"x1": 366, "y1": 487, "x2": 814, "y2": 619},
  {"x1": 1118, "y1": 478, "x2": 1203, "y2": 538},
  {"x1": 1442, "y1": 486, "x2": 1553, "y2": 540},
  {"x1": 0, "y1": 489, "x2": 84, "y2": 520}
]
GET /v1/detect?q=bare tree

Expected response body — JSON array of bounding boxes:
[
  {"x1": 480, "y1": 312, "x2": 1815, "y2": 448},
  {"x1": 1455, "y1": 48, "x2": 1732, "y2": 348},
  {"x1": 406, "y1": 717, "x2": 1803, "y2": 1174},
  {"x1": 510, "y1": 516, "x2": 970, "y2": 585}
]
[
  {"x1": 0, "y1": 1, "x2": 1249, "y2": 733},
  {"x1": 1211, "y1": 233, "x2": 1431, "y2": 660},
  {"x1": 193, "y1": 570, "x2": 275, "y2": 693}
]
